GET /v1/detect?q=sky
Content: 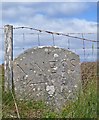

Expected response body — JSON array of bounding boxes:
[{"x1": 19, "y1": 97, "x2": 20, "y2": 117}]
[{"x1": 0, "y1": 1, "x2": 98, "y2": 64}]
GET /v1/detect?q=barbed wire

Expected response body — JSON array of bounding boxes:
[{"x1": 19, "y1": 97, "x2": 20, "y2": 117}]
[
  {"x1": 14, "y1": 32, "x2": 96, "y2": 35},
  {"x1": 1, "y1": 26, "x2": 97, "y2": 42},
  {"x1": 0, "y1": 32, "x2": 97, "y2": 35},
  {"x1": 13, "y1": 26, "x2": 97, "y2": 43},
  {"x1": 1, "y1": 25, "x2": 97, "y2": 61}
]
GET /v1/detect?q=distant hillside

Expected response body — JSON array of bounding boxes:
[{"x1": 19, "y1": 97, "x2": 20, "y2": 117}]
[
  {"x1": 0, "y1": 64, "x2": 4, "y2": 80},
  {"x1": 81, "y1": 62, "x2": 97, "y2": 86},
  {"x1": 0, "y1": 64, "x2": 4, "y2": 72}
]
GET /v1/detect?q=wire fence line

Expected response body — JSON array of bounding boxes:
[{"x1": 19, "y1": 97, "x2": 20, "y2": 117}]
[
  {"x1": 0, "y1": 26, "x2": 97, "y2": 41},
  {"x1": 0, "y1": 25, "x2": 97, "y2": 62},
  {"x1": 13, "y1": 26, "x2": 97, "y2": 42},
  {"x1": 12, "y1": 26, "x2": 97, "y2": 61}
]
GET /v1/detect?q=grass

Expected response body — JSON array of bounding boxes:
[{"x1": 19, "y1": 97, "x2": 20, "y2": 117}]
[
  {"x1": 0, "y1": 64, "x2": 98, "y2": 118},
  {"x1": 61, "y1": 78, "x2": 97, "y2": 118}
]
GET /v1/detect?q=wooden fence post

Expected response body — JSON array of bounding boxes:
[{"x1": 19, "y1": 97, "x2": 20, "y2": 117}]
[{"x1": 4, "y1": 25, "x2": 13, "y2": 91}]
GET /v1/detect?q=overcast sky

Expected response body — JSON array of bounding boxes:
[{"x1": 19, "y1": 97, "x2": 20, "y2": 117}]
[{"x1": 0, "y1": 1, "x2": 98, "y2": 64}]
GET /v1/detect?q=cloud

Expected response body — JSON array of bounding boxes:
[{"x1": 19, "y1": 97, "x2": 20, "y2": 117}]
[
  {"x1": 17, "y1": 15, "x2": 97, "y2": 33},
  {"x1": 2, "y1": 2, "x2": 97, "y2": 33},
  {"x1": 33, "y1": 3, "x2": 89, "y2": 16},
  {"x1": 2, "y1": 2, "x2": 90, "y2": 21}
]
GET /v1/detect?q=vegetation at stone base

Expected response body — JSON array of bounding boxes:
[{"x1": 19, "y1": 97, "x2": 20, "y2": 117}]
[
  {"x1": 61, "y1": 78, "x2": 97, "y2": 118},
  {"x1": 0, "y1": 62, "x2": 97, "y2": 118}
]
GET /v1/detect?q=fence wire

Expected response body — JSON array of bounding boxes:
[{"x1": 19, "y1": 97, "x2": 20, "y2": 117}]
[{"x1": 12, "y1": 27, "x2": 97, "y2": 62}]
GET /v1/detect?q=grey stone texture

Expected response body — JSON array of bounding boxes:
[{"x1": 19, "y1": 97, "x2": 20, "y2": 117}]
[
  {"x1": 13, "y1": 46, "x2": 81, "y2": 111},
  {"x1": 4, "y1": 25, "x2": 13, "y2": 91}
]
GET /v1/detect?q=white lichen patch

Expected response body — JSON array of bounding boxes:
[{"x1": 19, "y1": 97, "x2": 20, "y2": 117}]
[
  {"x1": 31, "y1": 51, "x2": 34, "y2": 54},
  {"x1": 68, "y1": 90, "x2": 71, "y2": 93},
  {"x1": 14, "y1": 87, "x2": 17, "y2": 91},
  {"x1": 33, "y1": 88, "x2": 36, "y2": 91},
  {"x1": 37, "y1": 93, "x2": 39, "y2": 97},
  {"x1": 25, "y1": 75, "x2": 28, "y2": 79},
  {"x1": 20, "y1": 58, "x2": 23, "y2": 61},
  {"x1": 46, "y1": 101, "x2": 49, "y2": 104},
  {"x1": 62, "y1": 73, "x2": 65, "y2": 77},
  {"x1": 23, "y1": 56, "x2": 25, "y2": 59},
  {"x1": 9, "y1": 56, "x2": 11, "y2": 60},
  {"x1": 62, "y1": 80, "x2": 66, "y2": 84},
  {"x1": 7, "y1": 45, "x2": 11, "y2": 53},
  {"x1": 4, "y1": 61, "x2": 6, "y2": 65},
  {"x1": 38, "y1": 46, "x2": 45, "y2": 48},
  {"x1": 48, "y1": 69, "x2": 50, "y2": 72},
  {"x1": 4, "y1": 64, "x2": 6, "y2": 70},
  {"x1": 45, "y1": 48, "x2": 48, "y2": 52},
  {"x1": 46, "y1": 85, "x2": 55, "y2": 96},
  {"x1": 34, "y1": 71, "x2": 36, "y2": 73},
  {"x1": 54, "y1": 46, "x2": 58, "y2": 48},
  {"x1": 54, "y1": 53, "x2": 59, "y2": 58},
  {"x1": 63, "y1": 59, "x2": 67, "y2": 61},
  {"x1": 74, "y1": 85, "x2": 77, "y2": 88},
  {"x1": 26, "y1": 75, "x2": 28, "y2": 77},
  {"x1": 37, "y1": 87, "x2": 40, "y2": 91},
  {"x1": 23, "y1": 82, "x2": 26, "y2": 85},
  {"x1": 30, "y1": 84, "x2": 34, "y2": 87},
  {"x1": 53, "y1": 67, "x2": 58, "y2": 70},
  {"x1": 51, "y1": 80, "x2": 54, "y2": 83},
  {"x1": 45, "y1": 82, "x2": 48, "y2": 85},
  {"x1": 61, "y1": 86, "x2": 63, "y2": 92}
]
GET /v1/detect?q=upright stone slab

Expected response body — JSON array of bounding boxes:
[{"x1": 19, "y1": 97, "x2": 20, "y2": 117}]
[{"x1": 13, "y1": 46, "x2": 81, "y2": 111}]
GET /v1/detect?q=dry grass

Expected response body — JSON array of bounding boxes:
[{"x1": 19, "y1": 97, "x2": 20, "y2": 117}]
[{"x1": 81, "y1": 62, "x2": 97, "y2": 81}]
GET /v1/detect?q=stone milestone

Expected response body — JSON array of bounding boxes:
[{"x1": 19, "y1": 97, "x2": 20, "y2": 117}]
[{"x1": 13, "y1": 46, "x2": 81, "y2": 111}]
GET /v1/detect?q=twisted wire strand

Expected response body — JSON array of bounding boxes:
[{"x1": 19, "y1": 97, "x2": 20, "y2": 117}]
[{"x1": 13, "y1": 26, "x2": 97, "y2": 42}]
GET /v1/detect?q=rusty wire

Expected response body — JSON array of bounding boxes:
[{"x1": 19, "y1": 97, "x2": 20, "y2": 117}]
[
  {"x1": 13, "y1": 26, "x2": 97, "y2": 43},
  {"x1": 12, "y1": 27, "x2": 97, "y2": 62}
]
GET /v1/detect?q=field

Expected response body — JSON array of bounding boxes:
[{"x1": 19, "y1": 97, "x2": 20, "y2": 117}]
[{"x1": 0, "y1": 62, "x2": 97, "y2": 118}]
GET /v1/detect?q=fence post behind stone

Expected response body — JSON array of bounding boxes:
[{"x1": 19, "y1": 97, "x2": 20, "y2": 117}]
[{"x1": 4, "y1": 25, "x2": 13, "y2": 91}]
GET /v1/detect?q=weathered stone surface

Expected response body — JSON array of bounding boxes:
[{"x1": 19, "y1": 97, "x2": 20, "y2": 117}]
[
  {"x1": 13, "y1": 46, "x2": 81, "y2": 111},
  {"x1": 4, "y1": 25, "x2": 13, "y2": 91}
]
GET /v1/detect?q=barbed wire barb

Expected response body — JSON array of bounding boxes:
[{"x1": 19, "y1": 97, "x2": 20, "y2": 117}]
[{"x1": 13, "y1": 26, "x2": 97, "y2": 43}]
